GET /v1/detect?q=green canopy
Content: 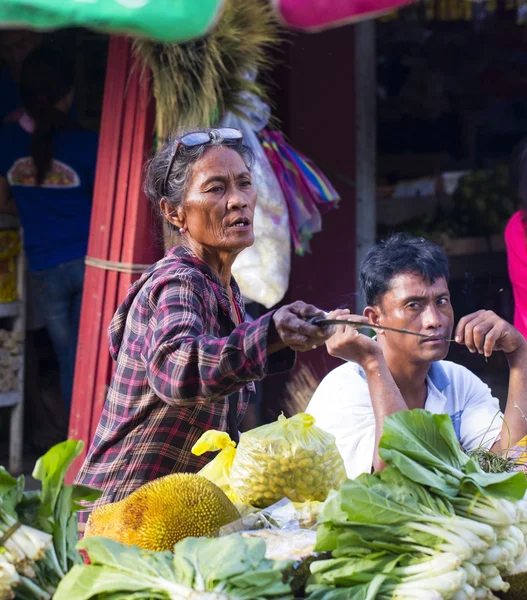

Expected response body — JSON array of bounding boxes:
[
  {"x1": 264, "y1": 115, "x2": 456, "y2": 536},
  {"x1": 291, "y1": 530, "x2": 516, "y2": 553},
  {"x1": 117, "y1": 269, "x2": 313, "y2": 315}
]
[{"x1": 0, "y1": 0, "x2": 224, "y2": 43}]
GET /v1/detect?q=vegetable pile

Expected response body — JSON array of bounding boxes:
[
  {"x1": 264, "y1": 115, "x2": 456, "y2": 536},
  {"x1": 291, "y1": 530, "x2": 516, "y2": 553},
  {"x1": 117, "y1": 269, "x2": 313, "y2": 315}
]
[
  {"x1": 307, "y1": 410, "x2": 527, "y2": 600},
  {"x1": 4, "y1": 410, "x2": 527, "y2": 599},
  {"x1": 54, "y1": 535, "x2": 295, "y2": 600},
  {"x1": 0, "y1": 440, "x2": 100, "y2": 600}
]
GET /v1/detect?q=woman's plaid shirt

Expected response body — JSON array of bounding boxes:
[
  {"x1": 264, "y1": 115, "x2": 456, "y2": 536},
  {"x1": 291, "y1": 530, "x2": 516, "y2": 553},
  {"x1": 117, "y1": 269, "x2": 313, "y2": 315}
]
[{"x1": 74, "y1": 245, "x2": 294, "y2": 519}]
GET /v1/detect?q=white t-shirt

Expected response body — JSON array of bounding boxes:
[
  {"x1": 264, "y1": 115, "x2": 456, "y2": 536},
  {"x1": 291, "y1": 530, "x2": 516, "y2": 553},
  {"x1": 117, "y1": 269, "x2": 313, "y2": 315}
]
[{"x1": 306, "y1": 360, "x2": 502, "y2": 479}]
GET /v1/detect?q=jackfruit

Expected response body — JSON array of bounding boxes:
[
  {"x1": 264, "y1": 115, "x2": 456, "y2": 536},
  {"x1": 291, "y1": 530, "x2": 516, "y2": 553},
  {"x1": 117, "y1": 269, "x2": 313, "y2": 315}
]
[{"x1": 84, "y1": 473, "x2": 240, "y2": 551}]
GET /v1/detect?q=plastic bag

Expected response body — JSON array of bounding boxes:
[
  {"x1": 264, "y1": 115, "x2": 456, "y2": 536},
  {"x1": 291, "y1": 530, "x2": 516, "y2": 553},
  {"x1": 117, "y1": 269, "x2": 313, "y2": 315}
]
[
  {"x1": 192, "y1": 430, "x2": 237, "y2": 499},
  {"x1": 221, "y1": 83, "x2": 291, "y2": 308},
  {"x1": 229, "y1": 413, "x2": 347, "y2": 508},
  {"x1": 239, "y1": 529, "x2": 317, "y2": 562},
  {"x1": 0, "y1": 0, "x2": 224, "y2": 44}
]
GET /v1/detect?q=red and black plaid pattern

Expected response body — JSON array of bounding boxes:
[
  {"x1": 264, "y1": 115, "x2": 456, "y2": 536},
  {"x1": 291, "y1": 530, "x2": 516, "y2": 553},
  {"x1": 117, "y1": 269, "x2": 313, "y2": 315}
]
[{"x1": 75, "y1": 245, "x2": 294, "y2": 520}]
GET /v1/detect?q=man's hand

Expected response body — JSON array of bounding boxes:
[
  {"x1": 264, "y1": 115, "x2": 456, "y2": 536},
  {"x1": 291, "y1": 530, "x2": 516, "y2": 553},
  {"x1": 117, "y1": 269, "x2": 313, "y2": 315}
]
[
  {"x1": 270, "y1": 301, "x2": 336, "y2": 353},
  {"x1": 325, "y1": 310, "x2": 383, "y2": 368},
  {"x1": 455, "y1": 310, "x2": 526, "y2": 359}
]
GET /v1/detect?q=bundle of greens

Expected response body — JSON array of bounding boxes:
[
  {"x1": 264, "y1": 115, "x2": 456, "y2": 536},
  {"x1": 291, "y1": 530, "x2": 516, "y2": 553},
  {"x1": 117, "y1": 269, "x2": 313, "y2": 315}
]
[
  {"x1": 0, "y1": 440, "x2": 101, "y2": 600},
  {"x1": 469, "y1": 448, "x2": 519, "y2": 475},
  {"x1": 54, "y1": 535, "x2": 295, "y2": 600},
  {"x1": 306, "y1": 410, "x2": 527, "y2": 600}
]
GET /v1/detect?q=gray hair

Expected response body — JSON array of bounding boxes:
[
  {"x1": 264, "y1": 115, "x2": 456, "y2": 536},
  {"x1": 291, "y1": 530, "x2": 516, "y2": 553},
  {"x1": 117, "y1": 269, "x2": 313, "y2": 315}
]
[{"x1": 143, "y1": 128, "x2": 255, "y2": 227}]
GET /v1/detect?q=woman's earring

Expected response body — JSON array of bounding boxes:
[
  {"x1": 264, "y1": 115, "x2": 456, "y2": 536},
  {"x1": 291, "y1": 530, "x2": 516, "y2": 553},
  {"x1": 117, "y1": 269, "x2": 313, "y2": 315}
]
[{"x1": 179, "y1": 227, "x2": 186, "y2": 234}]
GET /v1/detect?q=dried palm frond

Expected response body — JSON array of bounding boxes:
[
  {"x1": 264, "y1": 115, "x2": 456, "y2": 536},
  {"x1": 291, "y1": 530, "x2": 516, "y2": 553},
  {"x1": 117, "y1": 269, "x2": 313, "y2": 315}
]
[
  {"x1": 133, "y1": 0, "x2": 281, "y2": 140},
  {"x1": 283, "y1": 364, "x2": 321, "y2": 417}
]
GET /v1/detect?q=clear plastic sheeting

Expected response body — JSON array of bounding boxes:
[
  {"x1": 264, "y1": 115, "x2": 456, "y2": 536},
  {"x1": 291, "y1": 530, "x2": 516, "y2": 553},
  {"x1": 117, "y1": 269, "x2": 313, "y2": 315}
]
[{"x1": 222, "y1": 84, "x2": 291, "y2": 309}]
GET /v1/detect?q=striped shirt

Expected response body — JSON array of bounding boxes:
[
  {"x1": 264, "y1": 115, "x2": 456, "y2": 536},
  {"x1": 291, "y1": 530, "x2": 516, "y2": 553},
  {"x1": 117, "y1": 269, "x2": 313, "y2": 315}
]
[{"x1": 74, "y1": 245, "x2": 294, "y2": 519}]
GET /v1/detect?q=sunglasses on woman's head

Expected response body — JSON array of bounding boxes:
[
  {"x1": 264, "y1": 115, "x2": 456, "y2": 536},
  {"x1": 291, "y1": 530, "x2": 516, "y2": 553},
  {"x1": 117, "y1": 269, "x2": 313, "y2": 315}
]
[{"x1": 162, "y1": 128, "x2": 244, "y2": 197}]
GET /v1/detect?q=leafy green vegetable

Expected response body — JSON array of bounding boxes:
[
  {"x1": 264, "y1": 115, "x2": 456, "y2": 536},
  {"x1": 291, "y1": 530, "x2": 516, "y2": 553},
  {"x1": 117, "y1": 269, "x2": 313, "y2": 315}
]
[
  {"x1": 308, "y1": 410, "x2": 527, "y2": 600},
  {"x1": 54, "y1": 535, "x2": 294, "y2": 600},
  {"x1": 0, "y1": 467, "x2": 25, "y2": 518},
  {"x1": 307, "y1": 572, "x2": 388, "y2": 600},
  {"x1": 379, "y1": 410, "x2": 527, "y2": 501},
  {"x1": 27, "y1": 440, "x2": 102, "y2": 574},
  {"x1": 0, "y1": 440, "x2": 103, "y2": 599}
]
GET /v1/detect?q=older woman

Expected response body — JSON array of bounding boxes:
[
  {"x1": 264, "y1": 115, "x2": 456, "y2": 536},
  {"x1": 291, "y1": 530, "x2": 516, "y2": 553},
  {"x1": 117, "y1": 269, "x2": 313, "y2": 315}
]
[{"x1": 75, "y1": 128, "x2": 332, "y2": 517}]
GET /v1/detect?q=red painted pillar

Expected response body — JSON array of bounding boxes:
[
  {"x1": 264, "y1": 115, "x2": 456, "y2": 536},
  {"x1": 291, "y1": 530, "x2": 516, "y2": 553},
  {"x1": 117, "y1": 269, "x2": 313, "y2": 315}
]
[{"x1": 67, "y1": 37, "x2": 161, "y2": 481}]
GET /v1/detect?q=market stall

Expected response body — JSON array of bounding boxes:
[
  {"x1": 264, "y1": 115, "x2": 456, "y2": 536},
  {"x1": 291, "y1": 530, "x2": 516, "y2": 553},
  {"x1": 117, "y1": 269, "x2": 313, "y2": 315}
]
[
  {"x1": 2, "y1": 5, "x2": 527, "y2": 600},
  {"x1": 1, "y1": 409, "x2": 527, "y2": 599}
]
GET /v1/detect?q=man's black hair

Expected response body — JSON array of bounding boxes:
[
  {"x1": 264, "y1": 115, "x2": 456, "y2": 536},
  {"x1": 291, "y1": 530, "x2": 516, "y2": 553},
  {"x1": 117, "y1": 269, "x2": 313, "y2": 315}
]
[{"x1": 360, "y1": 233, "x2": 450, "y2": 307}]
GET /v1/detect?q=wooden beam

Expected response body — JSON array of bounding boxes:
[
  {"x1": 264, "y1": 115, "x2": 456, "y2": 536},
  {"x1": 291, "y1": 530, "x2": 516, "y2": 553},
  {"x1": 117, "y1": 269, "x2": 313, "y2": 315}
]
[{"x1": 67, "y1": 37, "x2": 160, "y2": 482}]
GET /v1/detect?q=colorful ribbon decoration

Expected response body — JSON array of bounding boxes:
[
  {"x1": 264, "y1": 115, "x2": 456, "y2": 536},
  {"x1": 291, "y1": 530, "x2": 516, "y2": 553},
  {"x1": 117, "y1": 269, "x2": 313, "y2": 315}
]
[{"x1": 260, "y1": 130, "x2": 340, "y2": 255}]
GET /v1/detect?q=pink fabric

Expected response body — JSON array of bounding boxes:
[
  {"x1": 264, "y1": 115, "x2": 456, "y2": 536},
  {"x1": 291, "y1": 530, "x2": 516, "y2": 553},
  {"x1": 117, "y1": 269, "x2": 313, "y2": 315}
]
[
  {"x1": 272, "y1": 0, "x2": 416, "y2": 32},
  {"x1": 505, "y1": 211, "x2": 527, "y2": 339}
]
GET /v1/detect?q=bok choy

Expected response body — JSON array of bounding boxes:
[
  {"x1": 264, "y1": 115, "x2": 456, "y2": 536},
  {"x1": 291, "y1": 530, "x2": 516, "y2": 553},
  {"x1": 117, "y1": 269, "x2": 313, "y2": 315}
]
[
  {"x1": 306, "y1": 409, "x2": 527, "y2": 600},
  {"x1": 54, "y1": 535, "x2": 295, "y2": 600}
]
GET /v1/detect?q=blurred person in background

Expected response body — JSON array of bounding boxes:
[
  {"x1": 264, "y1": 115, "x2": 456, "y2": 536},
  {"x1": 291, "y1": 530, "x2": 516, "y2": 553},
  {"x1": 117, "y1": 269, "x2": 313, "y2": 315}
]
[{"x1": 0, "y1": 47, "x2": 98, "y2": 415}]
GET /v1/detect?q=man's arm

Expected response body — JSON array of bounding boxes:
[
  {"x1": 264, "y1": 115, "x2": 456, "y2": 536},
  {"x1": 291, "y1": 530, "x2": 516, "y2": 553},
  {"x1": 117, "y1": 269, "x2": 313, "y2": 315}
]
[
  {"x1": 361, "y1": 357, "x2": 409, "y2": 471},
  {"x1": 325, "y1": 311, "x2": 407, "y2": 472},
  {"x1": 500, "y1": 346, "x2": 527, "y2": 450},
  {"x1": 455, "y1": 310, "x2": 527, "y2": 450}
]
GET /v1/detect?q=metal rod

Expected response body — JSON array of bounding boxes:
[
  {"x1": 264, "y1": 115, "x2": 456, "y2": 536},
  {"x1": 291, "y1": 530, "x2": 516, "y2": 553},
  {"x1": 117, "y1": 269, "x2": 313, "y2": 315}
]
[{"x1": 309, "y1": 317, "x2": 455, "y2": 341}]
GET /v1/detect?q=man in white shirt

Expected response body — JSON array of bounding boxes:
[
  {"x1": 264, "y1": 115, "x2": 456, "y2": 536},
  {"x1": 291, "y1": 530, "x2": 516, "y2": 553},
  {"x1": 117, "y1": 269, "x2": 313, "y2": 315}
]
[{"x1": 307, "y1": 234, "x2": 527, "y2": 478}]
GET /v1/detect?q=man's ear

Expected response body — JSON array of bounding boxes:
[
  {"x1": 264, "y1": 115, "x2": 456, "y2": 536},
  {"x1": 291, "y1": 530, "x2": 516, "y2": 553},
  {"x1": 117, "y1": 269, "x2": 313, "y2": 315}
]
[
  {"x1": 364, "y1": 305, "x2": 383, "y2": 329},
  {"x1": 160, "y1": 200, "x2": 185, "y2": 229}
]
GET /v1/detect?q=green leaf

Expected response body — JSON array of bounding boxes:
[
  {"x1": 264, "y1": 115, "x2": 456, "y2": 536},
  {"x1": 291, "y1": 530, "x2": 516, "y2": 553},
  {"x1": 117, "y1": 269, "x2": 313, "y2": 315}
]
[
  {"x1": 32, "y1": 440, "x2": 103, "y2": 573},
  {"x1": 461, "y1": 468, "x2": 527, "y2": 501},
  {"x1": 75, "y1": 535, "x2": 294, "y2": 600},
  {"x1": 378, "y1": 450, "x2": 460, "y2": 497},
  {"x1": 306, "y1": 573, "x2": 389, "y2": 600},
  {"x1": 173, "y1": 536, "x2": 293, "y2": 598},
  {"x1": 309, "y1": 554, "x2": 400, "y2": 587},
  {"x1": 174, "y1": 535, "x2": 267, "y2": 588},
  {"x1": 338, "y1": 477, "x2": 421, "y2": 526},
  {"x1": 0, "y1": 466, "x2": 18, "y2": 495},
  {"x1": 0, "y1": 471, "x2": 24, "y2": 518},
  {"x1": 79, "y1": 537, "x2": 177, "y2": 582},
  {"x1": 377, "y1": 467, "x2": 454, "y2": 513},
  {"x1": 319, "y1": 489, "x2": 349, "y2": 525},
  {"x1": 70, "y1": 484, "x2": 103, "y2": 510},
  {"x1": 53, "y1": 564, "x2": 171, "y2": 600},
  {"x1": 379, "y1": 410, "x2": 466, "y2": 478},
  {"x1": 32, "y1": 440, "x2": 84, "y2": 525},
  {"x1": 315, "y1": 524, "x2": 341, "y2": 553},
  {"x1": 16, "y1": 490, "x2": 41, "y2": 526}
]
